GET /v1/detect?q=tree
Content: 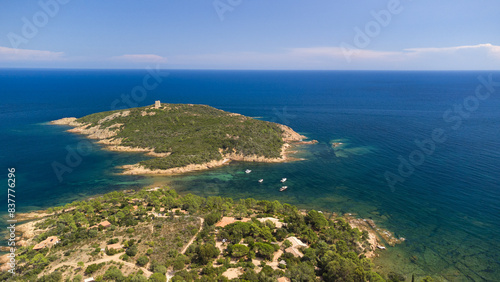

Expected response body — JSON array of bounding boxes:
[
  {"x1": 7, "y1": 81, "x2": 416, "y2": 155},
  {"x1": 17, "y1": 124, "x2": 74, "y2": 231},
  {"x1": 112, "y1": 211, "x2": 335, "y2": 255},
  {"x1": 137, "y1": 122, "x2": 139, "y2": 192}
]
[
  {"x1": 92, "y1": 199, "x2": 103, "y2": 211},
  {"x1": 254, "y1": 242, "x2": 275, "y2": 260},
  {"x1": 181, "y1": 193, "x2": 202, "y2": 211},
  {"x1": 85, "y1": 263, "x2": 105, "y2": 275},
  {"x1": 129, "y1": 274, "x2": 148, "y2": 282},
  {"x1": 196, "y1": 243, "x2": 220, "y2": 265},
  {"x1": 73, "y1": 212, "x2": 88, "y2": 227},
  {"x1": 258, "y1": 265, "x2": 277, "y2": 281},
  {"x1": 137, "y1": 255, "x2": 149, "y2": 266},
  {"x1": 231, "y1": 244, "x2": 249, "y2": 258},
  {"x1": 38, "y1": 272, "x2": 63, "y2": 282},
  {"x1": 287, "y1": 262, "x2": 316, "y2": 282},
  {"x1": 88, "y1": 229, "x2": 98, "y2": 238},
  {"x1": 116, "y1": 211, "x2": 125, "y2": 222},
  {"x1": 234, "y1": 203, "x2": 247, "y2": 219},
  {"x1": 240, "y1": 268, "x2": 258, "y2": 281},
  {"x1": 306, "y1": 210, "x2": 328, "y2": 230},
  {"x1": 366, "y1": 272, "x2": 386, "y2": 282},
  {"x1": 152, "y1": 264, "x2": 167, "y2": 275},
  {"x1": 171, "y1": 270, "x2": 198, "y2": 282},
  {"x1": 85, "y1": 205, "x2": 95, "y2": 216},
  {"x1": 107, "y1": 238, "x2": 119, "y2": 244},
  {"x1": 224, "y1": 221, "x2": 253, "y2": 243},
  {"x1": 149, "y1": 273, "x2": 167, "y2": 282},
  {"x1": 245, "y1": 198, "x2": 257, "y2": 209},
  {"x1": 173, "y1": 255, "x2": 187, "y2": 271},
  {"x1": 163, "y1": 196, "x2": 177, "y2": 209},
  {"x1": 255, "y1": 225, "x2": 274, "y2": 242},
  {"x1": 387, "y1": 272, "x2": 406, "y2": 282},
  {"x1": 322, "y1": 257, "x2": 365, "y2": 282},
  {"x1": 31, "y1": 253, "x2": 49, "y2": 268},
  {"x1": 275, "y1": 228, "x2": 288, "y2": 241},
  {"x1": 265, "y1": 200, "x2": 283, "y2": 214},
  {"x1": 126, "y1": 245, "x2": 138, "y2": 257},
  {"x1": 106, "y1": 246, "x2": 119, "y2": 256},
  {"x1": 301, "y1": 227, "x2": 318, "y2": 244},
  {"x1": 204, "y1": 212, "x2": 221, "y2": 226},
  {"x1": 103, "y1": 266, "x2": 125, "y2": 281}
]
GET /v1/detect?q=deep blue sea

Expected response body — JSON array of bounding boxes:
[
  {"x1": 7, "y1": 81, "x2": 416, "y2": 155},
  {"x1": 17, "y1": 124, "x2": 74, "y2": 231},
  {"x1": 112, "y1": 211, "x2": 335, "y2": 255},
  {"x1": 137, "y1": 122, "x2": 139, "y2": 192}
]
[{"x1": 1, "y1": 69, "x2": 499, "y2": 280}]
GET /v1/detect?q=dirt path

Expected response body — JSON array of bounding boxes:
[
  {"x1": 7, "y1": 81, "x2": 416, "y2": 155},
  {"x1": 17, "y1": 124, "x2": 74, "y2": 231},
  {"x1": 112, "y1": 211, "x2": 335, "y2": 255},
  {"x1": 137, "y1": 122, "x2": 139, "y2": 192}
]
[
  {"x1": 181, "y1": 217, "x2": 204, "y2": 254},
  {"x1": 167, "y1": 217, "x2": 204, "y2": 281}
]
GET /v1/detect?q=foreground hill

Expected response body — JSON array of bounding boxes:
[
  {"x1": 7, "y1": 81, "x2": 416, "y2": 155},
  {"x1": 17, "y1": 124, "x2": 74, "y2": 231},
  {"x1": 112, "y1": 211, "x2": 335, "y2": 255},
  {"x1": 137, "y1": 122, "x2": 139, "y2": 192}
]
[
  {"x1": 52, "y1": 103, "x2": 313, "y2": 175},
  {"x1": 0, "y1": 187, "x2": 420, "y2": 281}
]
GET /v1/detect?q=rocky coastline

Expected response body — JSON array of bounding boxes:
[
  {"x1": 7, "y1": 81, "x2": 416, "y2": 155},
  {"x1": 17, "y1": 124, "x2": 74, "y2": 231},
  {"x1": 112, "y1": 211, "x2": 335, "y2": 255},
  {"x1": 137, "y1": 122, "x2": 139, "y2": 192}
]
[{"x1": 50, "y1": 114, "x2": 316, "y2": 176}]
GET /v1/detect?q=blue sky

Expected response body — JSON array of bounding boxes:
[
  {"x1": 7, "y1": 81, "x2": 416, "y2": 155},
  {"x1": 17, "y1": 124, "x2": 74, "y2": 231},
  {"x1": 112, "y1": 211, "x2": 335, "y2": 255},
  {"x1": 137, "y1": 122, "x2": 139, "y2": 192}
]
[{"x1": 0, "y1": 0, "x2": 499, "y2": 70}]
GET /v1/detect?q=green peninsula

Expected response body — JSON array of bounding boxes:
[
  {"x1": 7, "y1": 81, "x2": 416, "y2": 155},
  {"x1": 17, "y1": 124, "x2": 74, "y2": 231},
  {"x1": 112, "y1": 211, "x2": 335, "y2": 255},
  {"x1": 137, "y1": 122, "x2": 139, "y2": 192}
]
[
  {"x1": 52, "y1": 102, "x2": 312, "y2": 175},
  {"x1": 0, "y1": 187, "x2": 408, "y2": 282}
]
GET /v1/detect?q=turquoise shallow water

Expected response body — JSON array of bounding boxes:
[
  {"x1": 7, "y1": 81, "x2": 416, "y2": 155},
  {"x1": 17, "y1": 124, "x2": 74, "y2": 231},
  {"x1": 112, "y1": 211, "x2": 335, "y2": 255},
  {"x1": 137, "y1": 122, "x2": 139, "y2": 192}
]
[{"x1": 1, "y1": 69, "x2": 499, "y2": 280}]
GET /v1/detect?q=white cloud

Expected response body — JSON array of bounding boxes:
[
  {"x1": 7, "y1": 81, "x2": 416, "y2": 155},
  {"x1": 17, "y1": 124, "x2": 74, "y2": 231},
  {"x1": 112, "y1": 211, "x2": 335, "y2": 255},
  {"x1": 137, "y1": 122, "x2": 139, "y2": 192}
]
[
  {"x1": 292, "y1": 43, "x2": 500, "y2": 62},
  {"x1": 167, "y1": 43, "x2": 500, "y2": 70},
  {"x1": 403, "y1": 43, "x2": 500, "y2": 62},
  {"x1": 288, "y1": 47, "x2": 401, "y2": 61},
  {"x1": 0, "y1": 46, "x2": 64, "y2": 61},
  {"x1": 405, "y1": 43, "x2": 500, "y2": 54},
  {"x1": 111, "y1": 54, "x2": 168, "y2": 63}
]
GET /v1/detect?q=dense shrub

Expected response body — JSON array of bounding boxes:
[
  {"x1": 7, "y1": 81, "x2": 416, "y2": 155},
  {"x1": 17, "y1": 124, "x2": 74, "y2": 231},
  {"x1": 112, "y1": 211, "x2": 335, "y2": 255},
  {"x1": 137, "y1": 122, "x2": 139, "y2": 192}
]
[
  {"x1": 126, "y1": 245, "x2": 138, "y2": 257},
  {"x1": 84, "y1": 262, "x2": 105, "y2": 275},
  {"x1": 136, "y1": 255, "x2": 149, "y2": 266}
]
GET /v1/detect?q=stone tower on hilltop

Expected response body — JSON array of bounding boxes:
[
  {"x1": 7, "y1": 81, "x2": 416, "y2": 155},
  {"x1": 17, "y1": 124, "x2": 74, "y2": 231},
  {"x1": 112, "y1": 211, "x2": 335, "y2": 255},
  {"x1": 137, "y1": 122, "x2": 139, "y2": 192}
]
[{"x1": 154, "y1": 100, "x2": 161, "y2": 109}]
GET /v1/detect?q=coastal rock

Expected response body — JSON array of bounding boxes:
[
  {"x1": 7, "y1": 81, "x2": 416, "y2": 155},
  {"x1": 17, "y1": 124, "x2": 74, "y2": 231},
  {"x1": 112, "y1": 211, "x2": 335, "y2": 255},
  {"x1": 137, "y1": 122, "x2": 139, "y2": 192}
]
[
  {"x1": 121, "y1": 158, "x2": 232, "y2": 175},
  {"x1": 297, "y1": 140, "x2": 318, "y2": 145},
  {"x1": 67, "y1": 123, "x2": 121, "y2": 140},
  {"x1": 50, "y1": 117, "x2": 80, "y2": 126},
  {"x1": 277, "y1": 124, "x2": 307, "y2": 142},
  {"x1": 0, "y1": 254, "x2": 10, "y2": 264},
  {"x1": 345, "y1": 215, "x2": 405, "y2": 258}
]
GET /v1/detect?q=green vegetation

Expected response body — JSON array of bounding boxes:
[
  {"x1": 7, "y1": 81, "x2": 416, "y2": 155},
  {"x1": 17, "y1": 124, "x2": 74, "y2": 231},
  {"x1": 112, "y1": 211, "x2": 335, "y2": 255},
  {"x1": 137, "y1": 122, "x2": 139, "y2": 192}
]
[
  {"x1": 76, "y1": 103, "x2": 286, "y2": 170},
  {"x1": 1, "y1": 187, "x2": 426, "y2": 281},
  {"x1": 84, "y1": 262, "x2": 105, "y2": 275},
  {"x1": 103, "y1": 266, "x2": 126, "y2": 281},
  {"x1": 136, "y1": 255, "x2": 149, "y2": 266},
  {"x1": 126, "y1": 245, "x2": 138, "y2": 257},
  {"x1": 230, "y1": 244, "x2": 249, "y2": 258}
]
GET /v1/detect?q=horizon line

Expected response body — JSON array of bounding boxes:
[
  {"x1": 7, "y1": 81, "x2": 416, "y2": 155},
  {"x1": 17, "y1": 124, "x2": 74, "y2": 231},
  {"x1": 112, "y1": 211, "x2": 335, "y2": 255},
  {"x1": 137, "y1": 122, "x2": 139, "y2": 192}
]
[{"x1": 2, "y1": 67, "x2": 499, "y2": 72}]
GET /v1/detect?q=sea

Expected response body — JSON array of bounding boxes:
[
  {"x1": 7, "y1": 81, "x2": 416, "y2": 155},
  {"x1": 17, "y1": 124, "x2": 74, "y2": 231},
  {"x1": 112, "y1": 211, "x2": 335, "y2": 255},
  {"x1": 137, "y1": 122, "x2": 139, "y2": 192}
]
[{"x1": 1, "y1": 69, "x2": 499, "y2": 281}]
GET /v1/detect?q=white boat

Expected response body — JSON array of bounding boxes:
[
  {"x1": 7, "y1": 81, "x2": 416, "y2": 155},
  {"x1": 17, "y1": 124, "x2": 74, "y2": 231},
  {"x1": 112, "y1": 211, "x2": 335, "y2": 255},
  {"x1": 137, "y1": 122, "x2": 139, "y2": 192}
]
[
  {"x1": 245, "y1": 169, "x2": 251, "y2": 173},
  {"x1": 258, "y1": 179, "x2": 264, "y2": 183},
  {"x1": 280, "y1": 186, "x2": 288, "y2": 192},
  {"x1": 280, "y1": 178, "x2": 287, "y2": 183}
]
